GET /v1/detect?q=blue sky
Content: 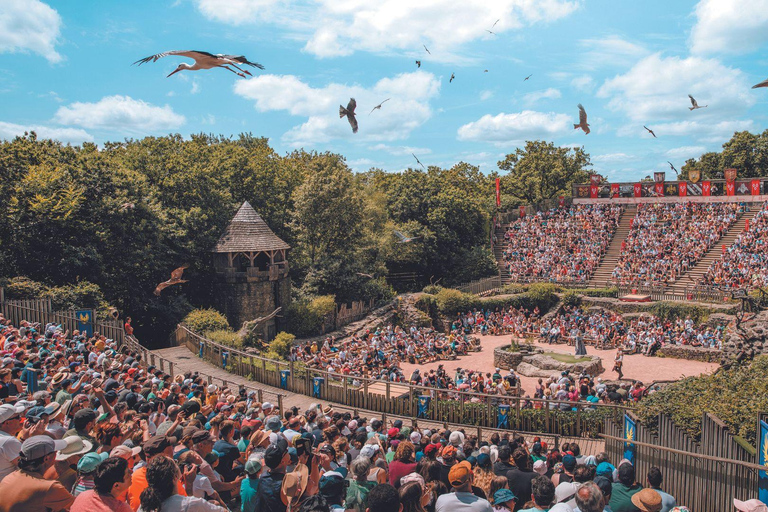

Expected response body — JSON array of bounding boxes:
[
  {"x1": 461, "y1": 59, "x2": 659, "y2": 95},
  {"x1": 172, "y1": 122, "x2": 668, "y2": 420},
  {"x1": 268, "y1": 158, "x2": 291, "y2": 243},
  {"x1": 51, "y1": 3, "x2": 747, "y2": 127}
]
[{"x1": 1, "y1": 0, "x2": 768, "y2": 181}]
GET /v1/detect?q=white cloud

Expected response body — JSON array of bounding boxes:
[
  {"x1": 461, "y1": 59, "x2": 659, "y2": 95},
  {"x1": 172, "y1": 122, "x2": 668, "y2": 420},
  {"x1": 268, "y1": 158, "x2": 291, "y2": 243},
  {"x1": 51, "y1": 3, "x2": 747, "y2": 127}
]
[
  {"x1": 577, "y1": 36, "x2": 648, "y2": 69},
  {"x1": 648, "y1": 119, "x2": 755, "y2": 143},
  {"x1": 592, "y1": 153, "x2": 635, "y2": 164},
  {"x1": 665, "y1": 145, "x2": 707, "y2": 159},
  {"x1": 233, "y1": 71, "x2": 440, "y2": 146},
  {"x1": 570, "y1": 75, "x2": 594, "y2": 92},
  {"x1": 523, "y1": 87, "x2": 561, "y2": 105},
  {"x1": 690, "y1": 0, "x2": 768, "y2": 55},
  {"x1": 53, "y1": 95, "x2": 186, "y2": 133},
  {"x1": 480, "y1": 90, "x2": 493, "y2": 101},
  {"x1": 196, "y1": 0, "x2": 580, "y2": 62},
  {"x1": 0, "y1": 0, "x2": 63, "y2": 63},
  {"x1": 0, "y1": 121, "x2": 93, "y2": 144},
  {"x1": 457, "y1": 110, "x2": 571, "y2": 144},
  {"x1": 598, "y1": 53, "x2": 755, "y2": 122},
  {"x1": 190, "y1": 79, "x2": 201, "y2": 94}
]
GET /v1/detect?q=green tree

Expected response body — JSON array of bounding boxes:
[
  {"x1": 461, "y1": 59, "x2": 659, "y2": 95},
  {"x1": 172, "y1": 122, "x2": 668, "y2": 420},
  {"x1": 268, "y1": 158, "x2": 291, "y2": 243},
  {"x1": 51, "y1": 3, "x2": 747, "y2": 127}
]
[{"x1": 497, "y1": 140, "x2": 592, "y2": 203}]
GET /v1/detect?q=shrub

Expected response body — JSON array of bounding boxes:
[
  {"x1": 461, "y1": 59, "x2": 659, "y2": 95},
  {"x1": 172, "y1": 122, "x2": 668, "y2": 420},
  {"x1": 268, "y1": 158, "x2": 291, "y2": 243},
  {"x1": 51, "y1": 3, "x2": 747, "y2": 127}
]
[
  {"x1": 362, "y1": 277, "x2": 396, "y2": 306},
  {"x1": 183, "y1": 308, "x2": 230, "y2": 334},
  {"x1": 635, "y1": 355, "x2": 768, "y2": 444},
  {"x1": 1, "y1": 276, "x2": 47, "y2": 299},
  {"x1": 561, "y1": 290, "x2": 582, "y2": 309},
  {"x1": 581, "y1": 287, "x2": 619, "y2": 298},
  {"x1": 648, "y1": 301, "x2": 707, "y2": 323},
  {"x1": 524, "y1": 283, "x2": 560, "y2": 311},
  {"x1": 204, "y1": 329, "x2": 243, "y2": 349},
  {"x1": 434, "y1": 288, "x2": 477, "y2": 315},
  {"x1": 269, "y1": 332, "x2": 295, "y2": 360},
  {"x1": 285, "y1": 295, "x2": 336, "y2": 337},
  {"x1": 422, "y1": 284, "x2": 443, "y2": 295}
]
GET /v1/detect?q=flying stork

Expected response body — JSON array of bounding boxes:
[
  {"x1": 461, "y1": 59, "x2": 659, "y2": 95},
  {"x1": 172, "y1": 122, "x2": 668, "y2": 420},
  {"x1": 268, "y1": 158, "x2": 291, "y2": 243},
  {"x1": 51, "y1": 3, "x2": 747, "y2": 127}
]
[{"x1": 133, "y1": 50, "x2": 264, "y2": 78}]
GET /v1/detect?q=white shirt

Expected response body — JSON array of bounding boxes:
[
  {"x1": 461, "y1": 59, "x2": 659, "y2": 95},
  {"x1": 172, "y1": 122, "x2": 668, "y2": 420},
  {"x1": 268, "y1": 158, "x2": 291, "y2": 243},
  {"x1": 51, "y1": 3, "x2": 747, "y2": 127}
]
[
  {"x1": 137, "y1": 494, "x2": 226, "y2": 512},
  {"x1": 0, "y1": 435, "x2": 21, "y2": 482},
  {"x1": 192, "y1": 474, "x2": 216, "y2": 499}
]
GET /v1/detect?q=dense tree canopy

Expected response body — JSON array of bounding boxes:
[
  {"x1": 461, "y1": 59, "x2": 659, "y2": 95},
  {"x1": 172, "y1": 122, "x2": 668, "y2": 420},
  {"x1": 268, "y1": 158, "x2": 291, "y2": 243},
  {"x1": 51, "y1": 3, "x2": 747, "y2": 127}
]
[{"x1": 680, "y1": 130, "x2": 768, "y2": 181}]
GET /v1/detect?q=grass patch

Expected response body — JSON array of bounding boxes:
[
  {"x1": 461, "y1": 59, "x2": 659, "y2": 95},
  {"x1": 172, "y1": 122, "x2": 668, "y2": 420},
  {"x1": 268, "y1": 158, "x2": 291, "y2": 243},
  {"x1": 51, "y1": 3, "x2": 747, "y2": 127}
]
[{"x1": 541, "y1": 352, "x2": 592, "y2": 364}]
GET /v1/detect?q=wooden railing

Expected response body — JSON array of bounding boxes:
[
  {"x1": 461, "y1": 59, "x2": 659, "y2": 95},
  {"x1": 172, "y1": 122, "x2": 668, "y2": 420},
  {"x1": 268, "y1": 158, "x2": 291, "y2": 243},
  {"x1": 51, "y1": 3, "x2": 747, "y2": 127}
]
[
  {"x1": 455, "y1": 276, "x2": 503, "y2": 296},
  {"x1": 615, "y1": 284, "x2": 728, "y2": 303},
  {"x1": 176, "y1": 324, "x2": 630, "y2": 438}
]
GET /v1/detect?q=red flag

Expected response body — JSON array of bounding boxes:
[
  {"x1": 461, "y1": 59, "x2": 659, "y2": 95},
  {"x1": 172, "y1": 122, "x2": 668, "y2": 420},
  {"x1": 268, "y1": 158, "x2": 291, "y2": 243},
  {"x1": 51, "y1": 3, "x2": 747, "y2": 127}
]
[
  {"x1": 590, "y1": 174, "x2": 601, "y2": 185},
  {"x1": 519, "y1": 205, "x2": 526, "y2": 218},
  {"x1": 746, "y1": 219, "x2": 750, "y2": 231},
  {"x1": 655, "y1": 182, "x2": 664, "y2": 196},
  {"x1": 722, "y1": 244, "x2": 726, "y2": 255},
  {"x1": 558, "y1": 196, "x2": 565, "y2": 208},
  {"x1": 634, "y1": 183, "x2": 642, "y2": 197},
  {"x1": 726, "y1": 180, "x2": 735, "y2": 196},
  {"x1": 495, "y1": 178, "x2": 501, "y2": 207},
  {"x1": 611, "y1": 183, "x2": 620, "y2": 198},
  {"x1": 678, "y1": 182, "x2": 687, "y2": 197},
  {"x1": 703, "y1": 181, "x2": 711, "y2": 196},
  {"x1": 752, "y1": 179, "x2": 761, "y2": 195},
  {"x1": 590, "y1": 185, "x2": 598, "y2": 198}
]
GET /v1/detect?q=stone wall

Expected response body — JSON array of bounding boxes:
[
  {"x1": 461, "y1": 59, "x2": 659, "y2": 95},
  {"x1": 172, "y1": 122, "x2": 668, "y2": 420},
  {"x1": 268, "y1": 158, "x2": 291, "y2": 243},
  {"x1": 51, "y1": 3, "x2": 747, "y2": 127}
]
[
  {"x1": 580, "y1": 296, "x2": 738, "y2": 315},
  {"x1": 657, "y1": 345, "x2": 722, "y2": 363},
  {"x1": 214, "y1": 275, "x2": 291, "y2": 338},
  {"x1": 494, "y1": 346, "x2": 525, "y2": 369},
  {"x1": 494, "y1": 345, "x2": 604, "y2": 377}
]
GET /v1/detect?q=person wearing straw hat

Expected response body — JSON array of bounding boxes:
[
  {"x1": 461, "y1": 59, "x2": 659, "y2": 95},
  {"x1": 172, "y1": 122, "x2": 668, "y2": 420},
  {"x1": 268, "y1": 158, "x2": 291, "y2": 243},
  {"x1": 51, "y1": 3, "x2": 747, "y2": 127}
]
[
  {"x1": 45, "y1": 435, "x2": 92, "y2": 491},
  {"x1": 630, "y1": 488, "x2": 662, "y2": 512}
]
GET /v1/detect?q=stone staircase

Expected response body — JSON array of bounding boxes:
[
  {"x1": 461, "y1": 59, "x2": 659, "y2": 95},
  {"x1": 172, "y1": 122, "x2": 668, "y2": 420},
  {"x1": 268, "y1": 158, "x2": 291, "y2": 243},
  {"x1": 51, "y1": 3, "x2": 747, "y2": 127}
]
[
  {"x1": 494, "y1": 225, "x2": 512, "y2": 282},
  {"x1": 668, "y1": 206, "x2": 762, "y2": 295},
  {"x1": 588, "y1": 205, "x2": 637, "y2": 287}
]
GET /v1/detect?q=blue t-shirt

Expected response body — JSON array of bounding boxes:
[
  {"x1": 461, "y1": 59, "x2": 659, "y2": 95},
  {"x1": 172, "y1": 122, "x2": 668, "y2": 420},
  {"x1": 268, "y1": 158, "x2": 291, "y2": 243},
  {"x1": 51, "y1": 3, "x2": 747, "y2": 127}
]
[{"x1": 240, "y1": 476, "x2": 259, "y2": 512}]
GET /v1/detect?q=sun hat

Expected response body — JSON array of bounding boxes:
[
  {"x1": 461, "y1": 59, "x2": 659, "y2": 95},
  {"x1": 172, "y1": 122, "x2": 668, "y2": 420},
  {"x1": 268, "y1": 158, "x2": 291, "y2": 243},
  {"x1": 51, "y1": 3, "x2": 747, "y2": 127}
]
[
  {"x1": 265, "y1": 415, "x2": 282, "y2": 432},
  {"x1": 281, "y1": 471, "x2": 304, "y2": 508},
  {"x1": 110, "y1": 444, "x2": 142, "y2": 459},
  {"x1": 55, "y1": 436, "x2": 93, "y2": 461},
  {"x1": 533, "y1": 459, "x2": 548, "y2": 475},
  {"x1": 630, "y1": 488, "x2": 663, "y2": 512},
  {"x1": 77, "y1": 451, "x2": 109, "y2": 473},
  {"x1": 360, "y1": 444, "x2": 380, "y2": 459},
  {"x1": 734, "y1": 499, "x2": 768, "y2": 512},
  {"x1": 493, "y1": 489, "x2": 517, "y2": 506}
]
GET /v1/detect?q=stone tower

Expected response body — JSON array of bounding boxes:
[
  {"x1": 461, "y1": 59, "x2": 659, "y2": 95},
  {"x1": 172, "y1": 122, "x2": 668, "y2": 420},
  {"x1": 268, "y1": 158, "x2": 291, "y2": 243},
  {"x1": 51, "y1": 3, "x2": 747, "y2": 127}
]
[{"x1": 212, "y1": 201, "x2": 291, "y2": 341}]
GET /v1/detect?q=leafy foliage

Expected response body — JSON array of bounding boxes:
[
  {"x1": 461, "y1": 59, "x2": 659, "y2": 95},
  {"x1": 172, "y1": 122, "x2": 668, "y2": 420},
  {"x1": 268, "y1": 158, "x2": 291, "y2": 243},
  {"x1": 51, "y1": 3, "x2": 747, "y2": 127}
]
[
  {"x1": 636, "y1": 356, "x2": 768, "y2": 444},
  {"x1": 284, "y1": 295, "x2": 336, "y2": 337},
  {"x1": 269, "y1": 332, "x2": 296, "y2": 360},
  {"x1": 183, "y1": 308, "x2": 230, "y2": 334},
  {"x1": 205, "y1": 329, "x2": 243, "y2": 349},
  {"x1": 647, "y1": 301, "x2": 707, "y2": 323},
  {"x1": 680, "y1": 129, "x2": 768, "y2": 181},
  {"x1": 561, "y1": 290, "x2": 582, "y2": 309}
]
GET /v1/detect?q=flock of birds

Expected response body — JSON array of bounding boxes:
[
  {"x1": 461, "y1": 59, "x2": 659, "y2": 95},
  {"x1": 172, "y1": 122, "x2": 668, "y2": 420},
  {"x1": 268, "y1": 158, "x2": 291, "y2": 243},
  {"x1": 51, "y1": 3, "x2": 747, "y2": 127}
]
[{"x1": 133, "y1": 35, "x2": 768, "y2": 294}]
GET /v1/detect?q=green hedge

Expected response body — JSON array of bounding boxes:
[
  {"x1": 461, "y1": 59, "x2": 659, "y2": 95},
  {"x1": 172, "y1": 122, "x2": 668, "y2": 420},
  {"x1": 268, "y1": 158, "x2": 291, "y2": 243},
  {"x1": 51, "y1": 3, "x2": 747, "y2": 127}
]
[
  {"x1": 418, "y1": 283, "x2": 559, "y2": 318},
  {"x1": 183, "y1": 308, "x2": 231, "y2": 334},
  {"x1": 647, "y1": 301, "x2": 708, "y2": 323},
  {"x1": 205, "y1": 329, "x2": 243, "y2": 349},
  {"x1": 635, "y1": 355, "x2": 768, "y2": 444},
  {"x1": 561, "y1": 290, "x2": 582, "y2": 308},
  {"x1": 285, "y1": 295, "x2": 336, "y2": 337}
]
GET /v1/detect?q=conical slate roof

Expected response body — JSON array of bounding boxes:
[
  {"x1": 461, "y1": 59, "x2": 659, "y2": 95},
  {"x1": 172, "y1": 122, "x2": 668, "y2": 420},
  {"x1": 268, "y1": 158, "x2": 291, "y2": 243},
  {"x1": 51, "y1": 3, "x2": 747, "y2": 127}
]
[{"x1": 213, "y1": 201, "x2": 290, "y2": 253}]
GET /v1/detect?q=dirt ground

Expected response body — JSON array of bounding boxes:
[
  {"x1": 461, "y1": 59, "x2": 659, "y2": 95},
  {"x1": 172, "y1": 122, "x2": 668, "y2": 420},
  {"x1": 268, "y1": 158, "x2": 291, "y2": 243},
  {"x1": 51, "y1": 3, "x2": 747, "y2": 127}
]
[{"x1": 398, "y1": 333, "x2": 719, "y2": 395}]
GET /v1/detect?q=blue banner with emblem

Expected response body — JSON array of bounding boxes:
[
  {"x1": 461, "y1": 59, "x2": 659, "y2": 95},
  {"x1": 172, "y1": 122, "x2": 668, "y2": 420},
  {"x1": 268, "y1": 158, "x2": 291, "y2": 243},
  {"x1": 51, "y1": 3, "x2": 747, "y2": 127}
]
[
  {"x1": 280, "y1": 370, "x2": 290, "y2": 390},
  {"x1": 497, "y1": 405, "x2": 510, "y2": 429},
  {"x1": 417, "y1": 396, "x2": 430, "y2": 418},
  {"x1": 624, "y1": 414, "x2": 636, "y2": 465},
  {"x1": 313, "y1": 377, "x2": 324, "y2": 398},
  {"x1": 75, "y1": 310, "x2": 93, "y2": 337},
  {"x1": 199, "y1": 341, "x2": 204, "y2": 358},
  {"x1": 221, "y1": 351, "x2": 229, "y2": 369},
  {"x1": 759, "y1": 420, "x2": 768, "y2": 504}
]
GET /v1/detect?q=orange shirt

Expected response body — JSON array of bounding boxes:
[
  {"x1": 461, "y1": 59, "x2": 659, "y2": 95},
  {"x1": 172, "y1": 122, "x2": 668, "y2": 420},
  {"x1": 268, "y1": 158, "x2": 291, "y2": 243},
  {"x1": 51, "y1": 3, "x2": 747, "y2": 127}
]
[
  {"x1": 0, "y1": 469, "x2": 74, "y2": 512},
  {"x1": 127, "y1": 465, "x2": 187, "y2": 511}
]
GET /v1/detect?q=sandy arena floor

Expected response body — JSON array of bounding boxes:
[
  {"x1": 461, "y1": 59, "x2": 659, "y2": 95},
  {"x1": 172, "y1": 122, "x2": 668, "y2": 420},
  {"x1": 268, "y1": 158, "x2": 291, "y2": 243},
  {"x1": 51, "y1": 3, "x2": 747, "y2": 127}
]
[{"x1": 399, "y1": 333, "x2": 719, "y2": 395}]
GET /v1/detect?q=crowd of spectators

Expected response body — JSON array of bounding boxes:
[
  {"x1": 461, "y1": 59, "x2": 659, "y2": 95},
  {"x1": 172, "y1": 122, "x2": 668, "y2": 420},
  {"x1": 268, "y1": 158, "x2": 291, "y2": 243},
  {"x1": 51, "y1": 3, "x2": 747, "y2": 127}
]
[
  {"x1": 290, "y1": 325, "x2": 478, "y2": 385},
  {"x1": 611, "y1": 202, "x2": 744, "y2": 286},
  {"x1": 536, "y1": 306, "x2": 725, "y2": 352},
  {"x1": 502, "y1": 205, "x2": 622, "y2": 283},
  {"x1": 701, "y1": 202, "x2": 768, "y2": 290}
]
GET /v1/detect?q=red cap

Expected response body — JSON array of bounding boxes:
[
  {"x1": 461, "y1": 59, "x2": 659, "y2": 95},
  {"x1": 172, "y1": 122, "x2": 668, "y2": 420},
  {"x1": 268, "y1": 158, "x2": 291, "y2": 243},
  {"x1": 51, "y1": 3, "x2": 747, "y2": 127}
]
[{"x1": 387, "y1": 427, "x2": 400, "y2": 438}]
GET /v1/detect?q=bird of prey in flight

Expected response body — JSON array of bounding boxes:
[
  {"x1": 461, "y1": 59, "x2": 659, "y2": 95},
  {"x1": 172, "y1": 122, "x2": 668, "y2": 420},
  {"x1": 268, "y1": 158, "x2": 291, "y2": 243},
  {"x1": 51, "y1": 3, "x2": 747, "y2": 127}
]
[
  {"x1": 394, "y1": 230, "x2": 420, "y2": 243},
  {"x1": 416, "y1": 60, "x2": 421, "y2": 68},
  {"x1": 667, "y1": 161, "x2": 679, "y2": 177},
  {"x1": 753, "y1": 77, "x2": 768, "y2": 89},
  {"x1": 688, "y1": 94, "x2": 707, "y2": 110},
  {"x1": 643, "y1": 126, "x2": 657, "y2": 138},
  {"x1": 412, "y1": 153, "x2": 425, "y2": 169},
  {"x1": 423, "y1": 45, "x2": 431, "y2": 54},
  {"x1": 339, "y1": 98, "x2": 358, "y2": 133},
  {"x1": 574, "y1": 104, "x2": 590, "y2": 134},
  {"x1": 369, "y1": 98, "x2": 390, "y2": 115},
  {"x1": 154, "y1": 265, "x2": 189, "y2": 296},
  {"x1": 450, "y1": 73, "x2": 455, "y2": 83},
  {"x1": 524, "y1": 74, "x2": 532, "y2": 81}
]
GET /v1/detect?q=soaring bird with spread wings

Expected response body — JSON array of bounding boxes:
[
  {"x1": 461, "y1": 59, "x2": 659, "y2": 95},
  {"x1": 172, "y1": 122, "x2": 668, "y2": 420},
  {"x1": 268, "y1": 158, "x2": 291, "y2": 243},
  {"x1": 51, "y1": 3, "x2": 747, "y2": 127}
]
[
  {"x1": 340, "y1": 98, "x2": 358, "y2": 133},
  {"x1": 753, "y1": 78, "x2": 768, "y2": 89},
  {"x1": 423, "y1": 45, "x2": 431, "y2": 54},
  {"x1": 644, "y1": 125, "x2": 657, "y2": 138},
  {"x1": 688, "y1": 94, "x2": 707, "y2": 110},
  {"x1": 416, "y1": 60, "x2": 421, "y2": 68},
  {"x1": 412, "y1": 153, "x2": 425, "y2": 169},
  {"x1": 369, "y1": 98, "x2": 390, "y2": 115},
  {"x1": 667, "y1": 161, "x2": 679, "y2": 177},
  {"x1": 449, "y1": 73, "x2": 455, "y2": 83},
  {"x1": 133, "y1": 50, "x2": 264, "y2": 78},
  {"x1": 574, "y1": 104, "x2": 590, "y2": 134},
  {"x1": 154, "y1": 265, "x2": 189, "y2": 296},
  {"x1": 394, "y1": 230, "x2": 420, "y2": 243}
]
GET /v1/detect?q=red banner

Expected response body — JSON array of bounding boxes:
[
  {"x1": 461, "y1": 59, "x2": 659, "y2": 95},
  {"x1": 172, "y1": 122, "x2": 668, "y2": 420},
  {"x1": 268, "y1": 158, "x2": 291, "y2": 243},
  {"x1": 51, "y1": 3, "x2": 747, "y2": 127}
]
[
  {"x1": 703, "y1": 181, "x2": 711, "y2": 196},
  {"x1": 726, "y1": 180, "x2": 735, "y2": 196},
  {"x1": 724, "y1": 168, "x2": 737, "y2": 181},
  {"x1": 590, "y1": 174, "x2": 601, "y2": 185},
  {"x1": 722, "y1": 244, "x2": 726, "y2": 255},
  {"x1": 611, "y1": 183, "x2": 620, "y2": 197},
  {"x1": 558, "y1": 196, "x2": 565, "y2": 208},
  {"x1": 655, "y1": 182, "x2": 664, "y2": 196},
  {"x1": 678, "y1": 182, "x2": 687, "y2": 197},
  {"x1": 634, "y1": 183, "x2": 642, "y2": 197},
  {"x1": 746, "y1": 219, "x2": 751, "y2": 231},
  {"x1": 590, "y1": 185, "x2": 598, "y2": 198},
  {"x1": 495, "y1": 178, "x2": 501, "y2": 207},
  {"x1": 752, "y1": 179, "x2": 761, "y2": 195},
  {"x1": 519, "y1": 205, "x2": 526, "y2": 218}
]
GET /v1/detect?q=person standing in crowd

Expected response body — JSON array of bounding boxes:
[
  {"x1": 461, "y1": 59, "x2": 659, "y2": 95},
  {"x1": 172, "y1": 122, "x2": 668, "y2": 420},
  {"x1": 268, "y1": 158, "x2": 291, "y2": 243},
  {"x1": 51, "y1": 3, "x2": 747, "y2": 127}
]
[
  {"x1": 435, "y1": 460, "x2": 493, "y2": 512},
  {"x1": 610, "y1": 463, "x2": 644, "y2": 512},
  {"x1": 137, "y1": 456, "x2": 225, "y2": 512},
  {"x1": 70, "y1": 456, "x2": 132, "y2": 512}
]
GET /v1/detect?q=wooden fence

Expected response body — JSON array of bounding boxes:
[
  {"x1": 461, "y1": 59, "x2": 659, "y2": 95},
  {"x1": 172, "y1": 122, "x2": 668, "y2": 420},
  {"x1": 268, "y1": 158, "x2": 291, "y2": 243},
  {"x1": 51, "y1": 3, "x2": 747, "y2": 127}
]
[
  {"x1": 616, "y1": 284, "x2": 728, "y2": 303},
  {"x1": 456, "y1": 276, "x2": 503, "y2": 296},
  {"x1": 604, "y1": 411, "x2": 761, "y2": 511},
  {"x1": 176, "y1": 324, "x2": 630, "y2": 438}
]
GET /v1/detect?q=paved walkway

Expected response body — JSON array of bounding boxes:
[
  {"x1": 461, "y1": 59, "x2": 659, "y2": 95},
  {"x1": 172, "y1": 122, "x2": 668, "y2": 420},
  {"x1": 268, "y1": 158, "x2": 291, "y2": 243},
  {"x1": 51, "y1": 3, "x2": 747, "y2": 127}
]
[{"x1": 155, "y1": 345, "x2": 605, "y2": 453}]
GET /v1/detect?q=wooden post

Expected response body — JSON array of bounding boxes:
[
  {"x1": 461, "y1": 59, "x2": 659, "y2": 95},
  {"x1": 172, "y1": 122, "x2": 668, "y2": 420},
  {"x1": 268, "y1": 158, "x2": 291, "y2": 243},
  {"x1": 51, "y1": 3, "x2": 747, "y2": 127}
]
[
  {"x1": 289, "y1": 361, "x2": 295, "y2": 391},
  {"x1": 277, "y1": 394, "x2": 283, "y2": 415},
  {"x1": 258, "y1": 389, "x2": 263, "y2": 403},
  {"x1": 576, "y1": 403, "x2": 582, "y2": 437}
]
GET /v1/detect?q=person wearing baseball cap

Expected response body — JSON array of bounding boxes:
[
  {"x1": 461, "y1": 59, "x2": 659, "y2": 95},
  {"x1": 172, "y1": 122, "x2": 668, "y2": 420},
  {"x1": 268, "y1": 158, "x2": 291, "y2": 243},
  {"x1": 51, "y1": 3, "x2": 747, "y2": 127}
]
[
  {"x1": 252, "y1": 438, "x2": 292, "y2": 511},
  {"x1": 0, "y1": 435, "x2": 75, "y2": 511},
  {"x1": 435, "y1": 460, "x2": 492, "y2": 511},
  {"x1": 0, "y1": 403, "x2": 27, "y2": 482},
  {"x1": 734, "y1": 499, "x2": 768, "y2": 512}
]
